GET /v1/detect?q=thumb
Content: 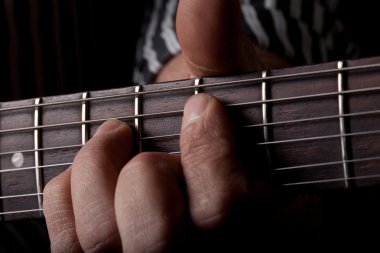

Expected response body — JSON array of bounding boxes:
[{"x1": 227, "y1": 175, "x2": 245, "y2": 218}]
[{"x1": 176, "y1": 0, "x2": 261, "y2": 77}]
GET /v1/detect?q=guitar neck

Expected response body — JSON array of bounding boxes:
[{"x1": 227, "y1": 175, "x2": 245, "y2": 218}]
[{"x1": 1, "y1": 56, "x2": 380, "y2": 221}]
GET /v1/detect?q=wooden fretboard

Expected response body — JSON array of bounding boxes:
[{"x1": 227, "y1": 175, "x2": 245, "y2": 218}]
[{"x1": 1, "y1": 56, "x2": 380, "y2": 221}]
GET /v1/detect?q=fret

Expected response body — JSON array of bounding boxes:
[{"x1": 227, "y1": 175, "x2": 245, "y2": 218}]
[
  {"x1": 34, "y1": 98, "x2": 43, "y2": 215},
  {"x1": 194, "y1": 78, "x2": 202, "y2": 94},
  {"x1": 141, "y1": 79, "x2": 193, "y2": 153},
  {"x1": 0, "y1": 99, "x2": 37, "y2": 221},
  {"x1": 261, "y1": 71, "x2": 270, "y2": 143},
  {"x1": 40, "y1": 93, "x2": 83, "y2": 190},
  {"x1": 261, "y1": 71, "x2": 273, "y2": 171},
  {"x1": 0, "y1": 56, "x2": 380, "y2": 221},
  {"x1": 81, "y1": 92, "x2": 89, "y2": 145},
  {"x1": 135, "y1": 85, "x2": 143, "y2": 153},
  {"x1": 267, "y1": 62, "x2": 343, "y2": 189},
  {"x1": 337, "y1": 61, "x2": 351, "y2": 188}
]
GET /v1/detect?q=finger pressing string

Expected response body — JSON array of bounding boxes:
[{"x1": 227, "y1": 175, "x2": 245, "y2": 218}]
[{"x1": 180, "y1": 94, "x2": 250, "y2": 230}]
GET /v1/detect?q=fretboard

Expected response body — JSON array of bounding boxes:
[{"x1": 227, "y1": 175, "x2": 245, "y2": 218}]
[{"x1": 1, "y1": 56, "x2": 380, "y2": 221}]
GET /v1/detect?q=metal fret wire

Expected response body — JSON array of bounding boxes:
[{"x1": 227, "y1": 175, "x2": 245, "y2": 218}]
[
  {"x1": 261, "y1": 71, "x2": 273, "y2": 175},
  {"x1": 34, "y1": 98, "x2": 43, "y2": 214},
  {"x1": 135, "y1": 85, "x2": 143, "y2": 153},
  {"x1": 0, "y1": 62, "x2": 380, "y2": 114},
  {"x1": 262, "y1": 71, "x2": 270, "y2": 144},
  {"x1": 194, "y1": 78, "x2": 202, "y2": 95},
  {"x1": 337, "y1": 61, "x2": 350, "y2": 188},
  {"x1": 2, "y1": 62, "x2": 380, "y2": 216},
  {"x1": 81, "y1": 92, "x2": 89, "y2": 145}
]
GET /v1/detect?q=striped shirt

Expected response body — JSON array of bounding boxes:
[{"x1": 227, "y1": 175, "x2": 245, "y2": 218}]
[{"x1": 133, "y1": 0, "x2": 359, "y2": 84}]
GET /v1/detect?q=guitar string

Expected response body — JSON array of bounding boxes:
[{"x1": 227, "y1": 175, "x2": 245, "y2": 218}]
[
  {"x1": 2, "y1": 132, "x2": 380, "y2": 214},
  {"x1": 140, "y1": 109, "x2": 380, "y2": 141},
  {"x1": 0, "y1": 101, "x2": 378, "y2": 197},
  {"x1": 0, "y1": 62, "x2": 380, "y2": 114},
  {"x1": 1, "y1": 62, "x2": 380, "y2": 216},
  {"x1": 283, "y1": 173, "x2": 380, "y2": 186},
  {"x1": 0, "y1": 85, "x2": 379, "y2": 136},
  {"x1": 2, "y1": 151, "x2": 380, "y2": 177},
  {"x1": 257, "y1": 128, "x2": 380, "y2": 145},
  {"x1": 1, "y1": 106, "x2": 380, "y2": 157},
  {"x1": 2, "y1": 149, "x2": 380, "y2": 177},
  {"x1": 274, "y1": 155, "x2": 380, "y2": 171},
  {"x1": 0, "y1": 208, "x2": 43, "y2": 216},
  {"x1": 3, "y1": 168, "x2": 380, "y2": 217},
  {"x1": 0, "y1": 111, "x2": 379, "y2": 176}
]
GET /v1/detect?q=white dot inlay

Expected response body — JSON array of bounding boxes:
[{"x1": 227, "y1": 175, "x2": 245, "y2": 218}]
[{"x1": 12, "y1": 152, "x2": 24, "y2": 168}]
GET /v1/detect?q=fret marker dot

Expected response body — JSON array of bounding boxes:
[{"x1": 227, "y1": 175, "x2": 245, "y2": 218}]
[{"x1": 12, "y1": 152, "x2": 24, "y2": 168}]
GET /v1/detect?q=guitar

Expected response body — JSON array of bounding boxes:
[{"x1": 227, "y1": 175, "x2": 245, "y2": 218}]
[{"x1": 1, "y1": 55, "x2": 380, "y2": 223}]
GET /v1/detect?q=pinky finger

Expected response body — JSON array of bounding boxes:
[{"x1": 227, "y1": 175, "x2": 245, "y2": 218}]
[{"x1": 43, "y1": 167, "x2": 82, "y2": 253}]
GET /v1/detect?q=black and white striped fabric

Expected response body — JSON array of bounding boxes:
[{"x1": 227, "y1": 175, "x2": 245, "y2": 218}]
[{"x1": 133, "y1": 0, "x2": 360, "y2": 84}]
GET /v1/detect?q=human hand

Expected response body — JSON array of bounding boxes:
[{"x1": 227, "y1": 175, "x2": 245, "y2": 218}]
[
  {"x1": 43, "y1": 91, "x2": 257, "y2": 252},
  {"x1": 156, "y1": 0, "x2": 289, "y2": 82},
  {"x1": 43, "y1": 0, "x2": 318, "y2": 252}
]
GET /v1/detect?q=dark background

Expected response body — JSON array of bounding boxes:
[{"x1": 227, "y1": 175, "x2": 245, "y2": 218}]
[
  {"x1": 0, "y1": 0, "x2": 148, "y2": 102},
  {"x1": 1, "y1": 1, "x2": 380, "y2": 252},
  {"x1": 1, "y1": 1, "x2": 380, "y2": 102}
]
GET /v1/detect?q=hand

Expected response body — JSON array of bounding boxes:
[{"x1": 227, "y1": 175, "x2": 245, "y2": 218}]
[
  {"x1": 43, "y1": 0, "x2": 318, "y2": 252},
  {"x1": 156, "y1": 0, "x2": 289, "y2": 82},
  {"x1": 44, "y1": 92, "x2": 256, "y2": 252}
]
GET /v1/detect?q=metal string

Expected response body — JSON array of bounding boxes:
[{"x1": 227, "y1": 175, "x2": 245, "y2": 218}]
[
  {"x1": 1, "y1": 62, "x2": 380, "y2": 217},
  {"x1": 0, "y1": 85, "x2": 379, "y2": 136},
  {"x1": 0, "y1": 62, "x2": 379, "y2": 113},
  {"x1": 3, "y1": 165, "x2": 380, "y2": 217},
  {"x1": 1, "y1": 106, "x2": 380, "y2": 156}
]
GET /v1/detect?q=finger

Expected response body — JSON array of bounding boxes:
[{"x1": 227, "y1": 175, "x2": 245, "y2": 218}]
[
  {"x1": 180, "y1": 94, "x2": 250, "y2": 230},
  {"x1": 43, "y1": 167, "x2": 82, "y2": 253},
  {"x1": 115, "y1": 153, "x2": 186, "y2": 252},
  {"x1": 176, "y1": 0, "x2": 261, "y2": 77},
  {"x1": 71, "y1": 119, "x2": 132, "y2": 252}
]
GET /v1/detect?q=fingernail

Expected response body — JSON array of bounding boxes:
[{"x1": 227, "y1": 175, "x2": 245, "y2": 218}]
[
  {"x1": 94, "y1": 119, "x2": 126, "y2": 137},
  {"x1": 182, "y1": 94, "x2": 210, "y2": 128}
]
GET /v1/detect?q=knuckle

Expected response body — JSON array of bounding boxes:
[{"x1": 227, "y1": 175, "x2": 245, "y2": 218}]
[
  {"x1": 191, "y1": 187, "x2": 231, "y2": 228},
  {"x1": 130, "y1": 152, "x2": 160, "y2": 168},
  {"x1": 181, "y1": 116, "x2": 233, "y2": 159},
  {"x1": 194, "y1": 208, "x2": 228, "y2": 230},
  {"x1": 120, "y1": 152, "x2": 170, "y2": 179},
  {"x1": 181, "y1": 125, "x2": 232, "y2": 169},
  {"x1": 80, "y1": 227, "x2": 119, "y2": 253},
  {"x1": 43, "y1": 171, "x2": 69, "y2": 204},
  {"x1": 181, "y1": 129, "x2": 207, "y2": 156},
  {"x1": 191, "y1": 191, "x2": 240, "y2": 230},
  {"x1": 49, "y1": 226, "x2": 78, "y2": 253}
]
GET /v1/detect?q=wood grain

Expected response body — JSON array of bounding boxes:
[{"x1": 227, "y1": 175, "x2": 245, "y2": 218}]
[{"x1": 1, "y1": 56, "x2": 380, "y2": 221}]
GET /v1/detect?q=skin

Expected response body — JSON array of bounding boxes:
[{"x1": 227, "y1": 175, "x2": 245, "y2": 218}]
[{"x1": 43, "y1": 0, "x2": 316, "y2": 252}]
